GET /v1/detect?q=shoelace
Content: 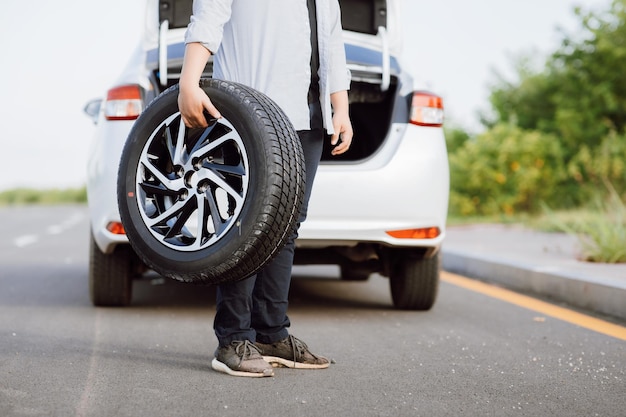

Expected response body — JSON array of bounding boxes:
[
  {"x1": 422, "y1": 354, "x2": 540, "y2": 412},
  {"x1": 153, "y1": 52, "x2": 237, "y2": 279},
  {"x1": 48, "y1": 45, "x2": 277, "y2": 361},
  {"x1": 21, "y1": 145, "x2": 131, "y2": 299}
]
[
  {"x1": 288, "y1": 335, "x2": 321, "y2": 366},
  {"x1": 233, "y1": 340, "x2": 261, "y2": 362}
]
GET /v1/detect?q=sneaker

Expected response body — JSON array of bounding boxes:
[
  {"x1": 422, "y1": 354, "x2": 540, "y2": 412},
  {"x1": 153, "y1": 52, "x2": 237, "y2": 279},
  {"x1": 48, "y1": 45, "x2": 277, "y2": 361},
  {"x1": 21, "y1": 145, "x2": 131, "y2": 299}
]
[
  {"x1": 211, "y1": 340, "x2": 274, "y2": 377},
  {"x1": 255, "y1": 335, "x2": 330, "y2": 369}
]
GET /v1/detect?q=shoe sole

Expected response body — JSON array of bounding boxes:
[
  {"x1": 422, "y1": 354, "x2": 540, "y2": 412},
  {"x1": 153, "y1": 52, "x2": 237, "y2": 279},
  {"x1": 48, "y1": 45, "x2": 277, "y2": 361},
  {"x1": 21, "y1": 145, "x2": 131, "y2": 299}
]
[
  {"x1": 262, "y1": 356, "x2": 330, "y2": 369},
  {"x1": 211, "y1": 358, "x2": 274, "y2": 377}
]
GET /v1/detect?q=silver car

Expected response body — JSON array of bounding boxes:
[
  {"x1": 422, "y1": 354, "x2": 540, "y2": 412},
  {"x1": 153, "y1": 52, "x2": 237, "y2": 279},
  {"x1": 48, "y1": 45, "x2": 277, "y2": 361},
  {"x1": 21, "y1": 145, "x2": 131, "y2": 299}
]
[{"x1": 85, "y1": 0, "x2": 449, "y2": 309}]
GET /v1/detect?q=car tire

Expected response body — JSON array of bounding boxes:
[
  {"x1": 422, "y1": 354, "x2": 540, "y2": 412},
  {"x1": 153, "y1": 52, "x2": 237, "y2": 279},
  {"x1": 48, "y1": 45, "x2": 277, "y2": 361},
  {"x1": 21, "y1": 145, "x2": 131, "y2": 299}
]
[
  {"x1": 389, "y1": 251, "x2": 440, "y2": 310},
  {"x1": 89, "y1": 231, "x2": 133, "y2": 306},
  {"x1": 117, "y1": 79, "x2": 305, "y2": 285}
]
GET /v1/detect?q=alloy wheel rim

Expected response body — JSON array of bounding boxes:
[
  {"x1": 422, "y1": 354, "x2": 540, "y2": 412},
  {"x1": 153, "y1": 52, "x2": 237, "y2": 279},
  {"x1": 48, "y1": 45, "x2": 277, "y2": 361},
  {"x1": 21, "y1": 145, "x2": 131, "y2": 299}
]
[{"x1": 134, "y1": 113, "x2": 250, "y2": 251}]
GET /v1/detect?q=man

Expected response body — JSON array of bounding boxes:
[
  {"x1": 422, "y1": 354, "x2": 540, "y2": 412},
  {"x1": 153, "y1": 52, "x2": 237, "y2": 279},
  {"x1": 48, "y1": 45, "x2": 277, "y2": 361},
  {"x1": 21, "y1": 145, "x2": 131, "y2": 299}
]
[{"x1": 178, "y1": 0, "x2": 352, "y2": 377}]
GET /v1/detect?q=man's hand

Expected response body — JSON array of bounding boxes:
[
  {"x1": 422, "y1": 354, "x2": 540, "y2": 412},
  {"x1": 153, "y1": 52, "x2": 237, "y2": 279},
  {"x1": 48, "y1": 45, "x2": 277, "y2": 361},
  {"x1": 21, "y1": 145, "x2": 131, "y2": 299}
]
[
  {"x1": 330, "y1": 90, "x2": 353, "y2": 155},
  {"x1": 178, "y1": 84, "x2": 221, "y2": 128}
]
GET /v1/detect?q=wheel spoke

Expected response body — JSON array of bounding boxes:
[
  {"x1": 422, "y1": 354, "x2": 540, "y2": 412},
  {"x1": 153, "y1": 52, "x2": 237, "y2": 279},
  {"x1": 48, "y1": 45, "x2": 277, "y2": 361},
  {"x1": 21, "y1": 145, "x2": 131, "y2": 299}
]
[
  {"x1": 192, "y1": 193, "x2": 209, "y2": 249},
  {"x1": 204, "y1": 188, "x2": 225, "y2": 237},
  {"x1": 188, "y1": 131, "x2": 237, "y2": 161},
  {"x1": 163, "y1": 198, "x2": 196, "y2": 240},
  {"x1": 146, "y1": 198, "x2": 187, "y2": 227},
  {"x1": 140, "y1": 157, "x2": 179, "y2": 190},
  {"x1": 204, "y1": 171, "x2": 244, "y2": 205},
  {"x1": 139, "y1": 183, "x2": 179, "y2": 197},
  {"x1": 204, "y1": 162, "x2": 246, "y2": 177},
  {"x1": 188, "y1": 124, "x2": 213, "y2": 156},
  {"x1": 172, "y1": 117, "x2": 187, "y2": 165},
  {"x1": 165, "y1": 124, "x2": 176, "y2": 166}
]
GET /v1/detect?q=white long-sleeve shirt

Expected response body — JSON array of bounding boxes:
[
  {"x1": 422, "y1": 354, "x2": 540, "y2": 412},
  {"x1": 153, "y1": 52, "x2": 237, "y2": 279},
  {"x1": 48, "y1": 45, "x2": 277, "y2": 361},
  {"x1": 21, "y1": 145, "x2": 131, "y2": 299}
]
[{"x1": 184, "y1": 0, "x2": 350, "y2": 133}]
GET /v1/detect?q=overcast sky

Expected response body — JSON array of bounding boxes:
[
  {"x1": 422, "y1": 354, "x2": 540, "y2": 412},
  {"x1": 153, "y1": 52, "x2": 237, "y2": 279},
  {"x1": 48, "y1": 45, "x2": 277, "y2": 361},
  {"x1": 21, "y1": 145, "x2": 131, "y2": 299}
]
[{"x1": 0, "y1": 0, "x2": 610, "y2": 191}]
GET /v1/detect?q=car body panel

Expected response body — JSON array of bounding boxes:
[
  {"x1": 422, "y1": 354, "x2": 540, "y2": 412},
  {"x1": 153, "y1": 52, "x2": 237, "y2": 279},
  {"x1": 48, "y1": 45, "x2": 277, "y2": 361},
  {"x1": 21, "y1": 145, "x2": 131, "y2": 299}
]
[{"x1": 299, "y1": 122, "x2": 449, "y2": 247}]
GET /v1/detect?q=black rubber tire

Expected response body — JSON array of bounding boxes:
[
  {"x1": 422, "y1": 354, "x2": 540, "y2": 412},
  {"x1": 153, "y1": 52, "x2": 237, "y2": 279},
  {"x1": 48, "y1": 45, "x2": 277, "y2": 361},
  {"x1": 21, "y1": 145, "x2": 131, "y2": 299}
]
[
  {"x1": 89, "y1": 232, "x2": 133, "y2": 306},
  {"x1": 389, "y1": 251, "x2": 440, "y2": 310},
  {"x1": 117, "y1": 79, "x2": 305, "y2": 285}
]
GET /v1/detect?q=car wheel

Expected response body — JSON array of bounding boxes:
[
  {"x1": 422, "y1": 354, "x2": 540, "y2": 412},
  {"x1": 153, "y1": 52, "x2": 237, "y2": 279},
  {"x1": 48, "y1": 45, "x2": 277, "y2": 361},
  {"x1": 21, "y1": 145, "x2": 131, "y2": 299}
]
[
  {"x1": 117, "y1": 79, "x2": 305, "y2": 285},
  {"x1": 89, "y1": 231, "x2": 133, "y2": 306},
  {"x1": 389, "y1": 251, "x2": 440, "y2": 310}
]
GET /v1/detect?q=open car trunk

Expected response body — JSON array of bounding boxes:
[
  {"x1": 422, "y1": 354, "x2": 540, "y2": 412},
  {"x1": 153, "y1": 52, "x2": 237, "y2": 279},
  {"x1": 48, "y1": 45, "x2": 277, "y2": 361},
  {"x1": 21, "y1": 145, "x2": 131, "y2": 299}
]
[
  {"x1": 322, "y1": 77, "x2": 400, "y2": 162},
  {"x1": 154, "y1": 0, "x2": 405, "y2": 162}
]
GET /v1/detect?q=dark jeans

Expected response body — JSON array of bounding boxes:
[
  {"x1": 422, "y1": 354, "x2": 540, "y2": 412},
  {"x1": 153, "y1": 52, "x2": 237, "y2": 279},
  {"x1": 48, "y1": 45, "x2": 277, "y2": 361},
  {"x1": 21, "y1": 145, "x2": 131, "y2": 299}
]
[{"x1": 214, "y1": 127, "x2": 325, "y2": 347}]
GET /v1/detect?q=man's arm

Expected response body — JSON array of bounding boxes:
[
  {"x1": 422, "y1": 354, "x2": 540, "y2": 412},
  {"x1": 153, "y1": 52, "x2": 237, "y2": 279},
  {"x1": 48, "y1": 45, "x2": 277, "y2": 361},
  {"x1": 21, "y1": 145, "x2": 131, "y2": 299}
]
[
  {"x1": 327, "y1": 0, "x2": 352, "y2": 155},
  {"x1": 178, "y1": 43, "x2": 222, "y2": 128}
]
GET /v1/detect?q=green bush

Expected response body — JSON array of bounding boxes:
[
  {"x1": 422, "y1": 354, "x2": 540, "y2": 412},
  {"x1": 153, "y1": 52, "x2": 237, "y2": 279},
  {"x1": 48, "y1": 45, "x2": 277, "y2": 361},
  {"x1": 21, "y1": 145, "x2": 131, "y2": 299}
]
[{"x1": 448, "y1": 123, "x2": 566, "y2": 217}]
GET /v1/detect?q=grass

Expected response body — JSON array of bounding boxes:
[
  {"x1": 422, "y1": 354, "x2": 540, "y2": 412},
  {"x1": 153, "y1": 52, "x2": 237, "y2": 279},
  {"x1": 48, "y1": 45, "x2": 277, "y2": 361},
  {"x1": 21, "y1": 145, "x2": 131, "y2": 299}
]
[
  {"x1": 0, "y1": 187, "x2": 87, "y2": 206},
  {"x1": 538, "y1": 184, "x2": 626, "y2": 263},
  {"x1": 448, "y1": 184, "x2": 626, "y2": 264}
]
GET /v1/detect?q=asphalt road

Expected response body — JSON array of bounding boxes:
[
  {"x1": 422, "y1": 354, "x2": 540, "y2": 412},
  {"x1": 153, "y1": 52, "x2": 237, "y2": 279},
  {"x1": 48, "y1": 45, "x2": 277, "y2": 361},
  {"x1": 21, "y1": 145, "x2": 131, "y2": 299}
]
[{"x1": 1, "y1": 205, "x2": 624, "y2": 417}]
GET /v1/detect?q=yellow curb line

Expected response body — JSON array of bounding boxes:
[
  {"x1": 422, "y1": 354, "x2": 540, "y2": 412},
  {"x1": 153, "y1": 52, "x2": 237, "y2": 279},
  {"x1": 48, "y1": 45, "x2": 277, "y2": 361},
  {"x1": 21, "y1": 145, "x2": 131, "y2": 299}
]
[{"x1": 442, "y1": 271, "x2": 626, "y2": 342}]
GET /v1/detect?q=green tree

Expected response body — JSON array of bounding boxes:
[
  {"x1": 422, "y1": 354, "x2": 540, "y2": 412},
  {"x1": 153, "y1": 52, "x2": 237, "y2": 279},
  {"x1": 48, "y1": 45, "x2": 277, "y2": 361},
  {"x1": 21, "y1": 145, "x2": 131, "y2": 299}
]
[
  {"x1": 551, "y1": 0, "x2": 626, "y2": 154},
  {"x1": 488, "y1": 0, "x2": 626, "y2": 151},
  {"x1": 479, "y1": 0, "x2": 626, "y2": 206},
  {"x1": 484, "y1": 58, "x2": 560, "y2": 135}
]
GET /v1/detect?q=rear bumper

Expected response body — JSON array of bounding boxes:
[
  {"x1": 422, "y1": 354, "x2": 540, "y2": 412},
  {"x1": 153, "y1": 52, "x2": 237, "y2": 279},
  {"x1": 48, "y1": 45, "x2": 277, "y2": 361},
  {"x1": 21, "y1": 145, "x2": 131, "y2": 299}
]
[{"x1": 298, "y1": 123, "x2": 449, "y2": 249}]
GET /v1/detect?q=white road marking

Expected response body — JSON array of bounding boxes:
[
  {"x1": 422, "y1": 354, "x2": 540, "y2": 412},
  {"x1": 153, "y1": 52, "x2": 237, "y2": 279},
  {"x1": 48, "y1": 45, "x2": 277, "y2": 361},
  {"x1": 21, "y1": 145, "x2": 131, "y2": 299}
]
[
  {"x1": 14, "y1": 235, "x2": 39, "y2": 247},
  {"x1": 47, "y1": 212, "x2": 85, "y2": 235},
  {"x1": 13, "y1": 211, "x2": 85, "y2": 248},
  {"x1": 47, "y1": 225, "x2": 63, "y2": 235}
]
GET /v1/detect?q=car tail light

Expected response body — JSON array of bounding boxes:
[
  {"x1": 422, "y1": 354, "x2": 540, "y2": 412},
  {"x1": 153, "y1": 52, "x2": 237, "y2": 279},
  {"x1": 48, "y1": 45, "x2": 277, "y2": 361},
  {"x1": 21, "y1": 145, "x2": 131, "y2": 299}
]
[
  {"x1": 410, "y1": 92, "x2": 444, "y2": 127},
  {"x1": 386, "y1": 227, "x2": 441, "y2": 239},
  {"x1": 104, "y1": 85, "x2": 142, "y2": 121},
  {"x1": 106, "y1": 221, "x2": 126, "y2": 235}
]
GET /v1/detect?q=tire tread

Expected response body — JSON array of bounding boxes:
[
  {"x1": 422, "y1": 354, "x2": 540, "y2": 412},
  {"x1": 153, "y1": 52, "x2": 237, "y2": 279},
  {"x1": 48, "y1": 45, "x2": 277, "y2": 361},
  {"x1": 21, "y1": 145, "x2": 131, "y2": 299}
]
[{"x1": 89, "y1": 232, "x2": 133, "y2": 306}]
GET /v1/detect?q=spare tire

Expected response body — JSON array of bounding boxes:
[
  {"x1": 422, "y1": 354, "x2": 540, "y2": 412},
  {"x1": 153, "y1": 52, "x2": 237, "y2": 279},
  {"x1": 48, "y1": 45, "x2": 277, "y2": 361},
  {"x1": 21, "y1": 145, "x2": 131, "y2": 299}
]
[{"x1": 117, "y1": 79, "x2": 305, "y2": 285}]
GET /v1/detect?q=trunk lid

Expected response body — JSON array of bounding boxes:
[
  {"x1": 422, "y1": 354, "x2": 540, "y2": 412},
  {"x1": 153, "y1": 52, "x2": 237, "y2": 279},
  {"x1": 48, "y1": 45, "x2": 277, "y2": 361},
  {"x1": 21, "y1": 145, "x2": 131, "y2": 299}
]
[{"x1": 148, "y1": 0, "x2": 404, "y2": 93}]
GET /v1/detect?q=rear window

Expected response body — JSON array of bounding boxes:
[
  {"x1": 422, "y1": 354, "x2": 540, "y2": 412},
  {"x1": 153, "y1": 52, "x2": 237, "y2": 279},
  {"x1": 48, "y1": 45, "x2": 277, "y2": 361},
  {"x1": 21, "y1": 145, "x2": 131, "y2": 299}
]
[
  {"x1": 159, "y1": 0, "x2": 192, "y2": 29},
  {"x1": 339, "y1": 0, "x2": 387, "y2": 34}
]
